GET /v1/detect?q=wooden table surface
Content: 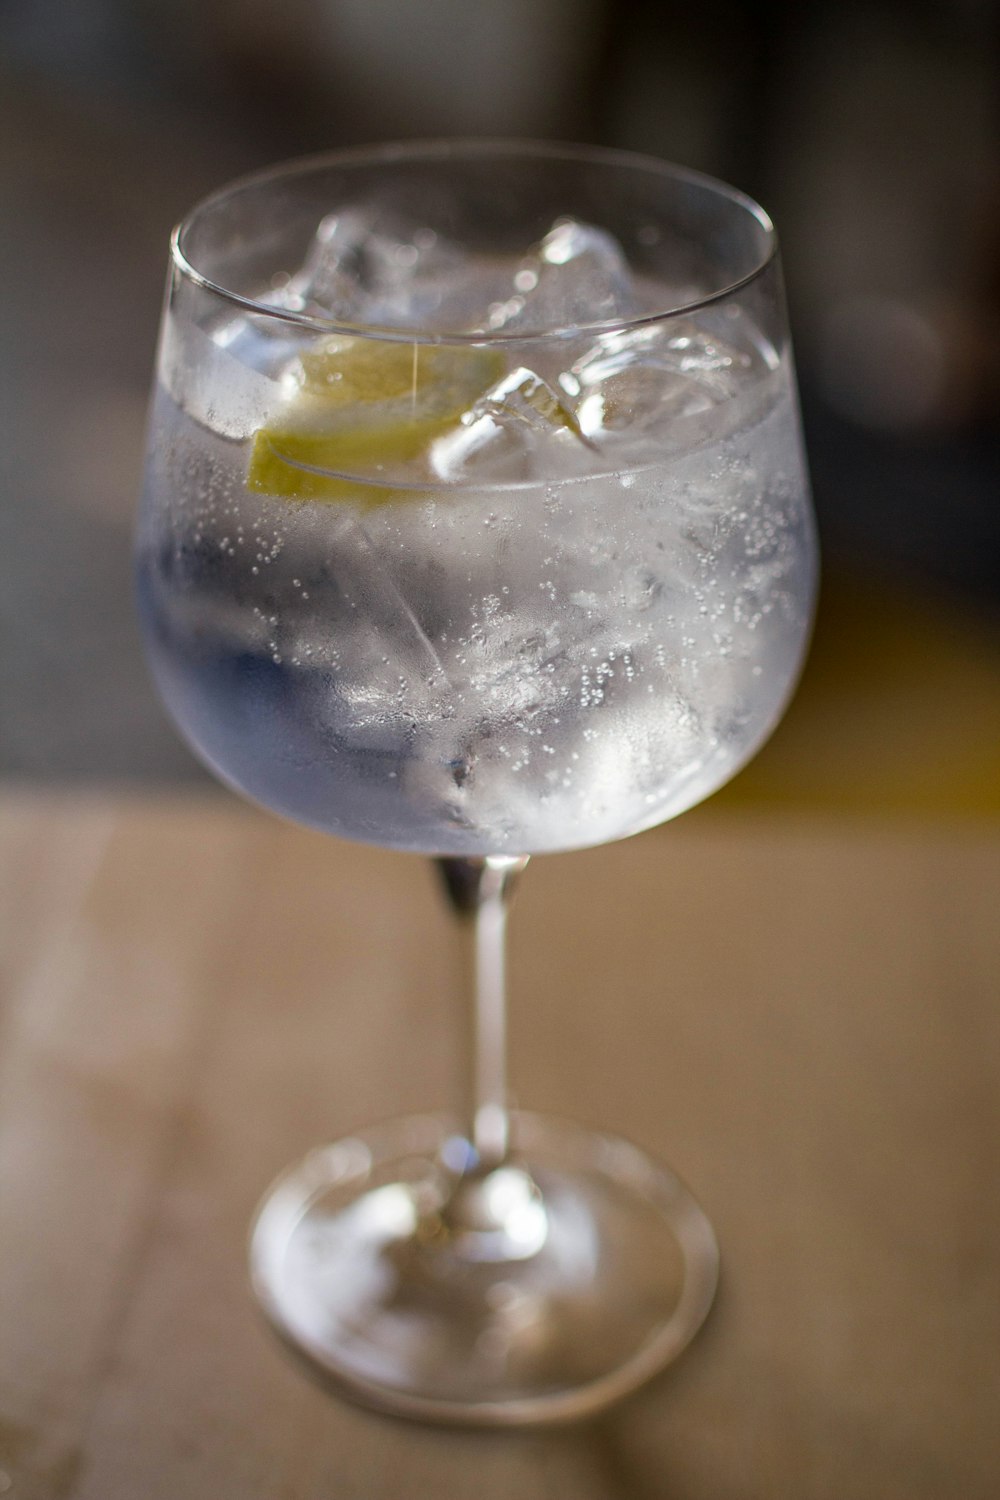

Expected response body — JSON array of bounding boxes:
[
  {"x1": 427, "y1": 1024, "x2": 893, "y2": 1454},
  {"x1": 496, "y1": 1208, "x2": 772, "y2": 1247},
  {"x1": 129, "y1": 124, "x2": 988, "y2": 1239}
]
[{"x1": 1, "y1": 793, "x2": 997, "y2": 1499}]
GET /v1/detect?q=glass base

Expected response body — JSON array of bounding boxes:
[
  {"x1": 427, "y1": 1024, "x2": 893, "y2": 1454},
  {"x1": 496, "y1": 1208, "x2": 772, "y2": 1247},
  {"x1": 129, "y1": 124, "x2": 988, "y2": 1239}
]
[{"x1": 249, "y1": 1111, "x2": 718, "y2": 1426}]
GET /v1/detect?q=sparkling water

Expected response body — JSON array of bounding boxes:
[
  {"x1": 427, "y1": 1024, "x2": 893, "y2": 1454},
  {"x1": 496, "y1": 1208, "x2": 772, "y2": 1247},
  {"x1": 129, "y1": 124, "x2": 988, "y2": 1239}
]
[{"x1": 138, "y1": 224, "x2": 816, "y2": 855}]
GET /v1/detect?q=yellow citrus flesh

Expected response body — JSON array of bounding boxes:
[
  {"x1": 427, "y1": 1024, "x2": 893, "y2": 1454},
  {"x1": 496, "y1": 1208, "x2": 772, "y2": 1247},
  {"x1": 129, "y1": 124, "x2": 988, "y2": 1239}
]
[{"x1": 247, "y1": 337, "x2": 503, "y2": 506}]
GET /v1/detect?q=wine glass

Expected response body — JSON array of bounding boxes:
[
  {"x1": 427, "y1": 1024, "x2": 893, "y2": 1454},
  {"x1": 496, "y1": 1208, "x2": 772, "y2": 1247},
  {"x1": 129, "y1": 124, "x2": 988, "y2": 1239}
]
[{"x1": 137, "y1": 141, "x2": 817, "y2": 1425}]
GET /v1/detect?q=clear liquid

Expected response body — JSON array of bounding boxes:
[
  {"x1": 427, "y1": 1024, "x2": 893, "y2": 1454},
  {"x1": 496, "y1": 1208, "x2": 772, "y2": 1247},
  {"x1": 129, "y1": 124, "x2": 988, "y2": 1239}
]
[{"x1": 137, "y1": 337, "x2": 816, "y2": 855}]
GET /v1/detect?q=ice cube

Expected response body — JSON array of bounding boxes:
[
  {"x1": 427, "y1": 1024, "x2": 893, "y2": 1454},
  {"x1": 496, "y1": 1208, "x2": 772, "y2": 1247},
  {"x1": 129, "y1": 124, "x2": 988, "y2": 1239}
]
[
  {"x1": 276, "y1": 208, "x2": 374, "y2": 318},
  {"x1": 160, "y1": 317, "x2": 281, "y2": 440},
  {"x1": 263, "y1": 210, "x2": 642, "y2": 339},
  {"x1": 316, "y1": 510, "x2": 451, "y2": 679},
  {"x1": 269, "y1": 208, "x2": 485, "y2": 330},
  {"x1": 430, "y1": 366, "x2": 597, "y2": 482},
  {"x1": 486, "y1": 219, "x2": 638, "y2": 334},
  {"x1": 569, "y1": 320, "x2": 757, "y2": 448}
]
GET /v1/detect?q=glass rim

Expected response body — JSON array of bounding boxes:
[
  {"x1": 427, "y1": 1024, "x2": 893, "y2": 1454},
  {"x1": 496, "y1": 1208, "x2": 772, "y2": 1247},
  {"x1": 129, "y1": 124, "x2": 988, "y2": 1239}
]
[{"x1": 170, "y1": 138, "x2": 778, "y2": 346}]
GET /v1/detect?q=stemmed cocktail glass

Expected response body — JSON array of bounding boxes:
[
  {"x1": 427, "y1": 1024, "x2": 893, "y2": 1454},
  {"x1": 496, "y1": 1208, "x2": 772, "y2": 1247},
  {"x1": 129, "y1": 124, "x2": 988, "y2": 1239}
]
[{"x1": 137, "y1": 142, "x2": 817, "y2": 1424}]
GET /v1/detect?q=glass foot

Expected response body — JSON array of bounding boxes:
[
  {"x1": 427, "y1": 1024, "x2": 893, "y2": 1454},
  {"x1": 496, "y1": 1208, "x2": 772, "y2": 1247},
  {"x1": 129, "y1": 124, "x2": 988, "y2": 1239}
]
[{"x1": 249, "y1": 1111, "x2": 718, "y2": 1426}]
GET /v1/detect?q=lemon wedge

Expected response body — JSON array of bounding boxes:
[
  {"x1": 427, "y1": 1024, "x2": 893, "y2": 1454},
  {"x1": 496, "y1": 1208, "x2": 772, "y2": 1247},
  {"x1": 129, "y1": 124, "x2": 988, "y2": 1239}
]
[{"x1": 248, "y1": 337, "x2": 502, "y2": 506}]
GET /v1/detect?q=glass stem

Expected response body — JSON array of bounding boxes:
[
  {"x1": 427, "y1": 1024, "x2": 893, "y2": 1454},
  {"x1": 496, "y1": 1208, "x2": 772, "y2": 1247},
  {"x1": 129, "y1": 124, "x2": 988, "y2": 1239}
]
[{"x1": 436, "y1": 855, "x2": 529, "y2": 1170}]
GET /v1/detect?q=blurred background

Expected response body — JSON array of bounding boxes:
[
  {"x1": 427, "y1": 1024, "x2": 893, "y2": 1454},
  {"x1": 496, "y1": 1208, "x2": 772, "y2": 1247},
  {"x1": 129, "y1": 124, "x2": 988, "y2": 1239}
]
[{"x1": 2, "y1": 0, "x2": 998, "y2": 813}]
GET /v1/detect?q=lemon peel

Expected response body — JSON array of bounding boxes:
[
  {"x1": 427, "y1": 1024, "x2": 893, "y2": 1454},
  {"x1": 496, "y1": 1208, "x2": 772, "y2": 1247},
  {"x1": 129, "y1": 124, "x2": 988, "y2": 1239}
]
[{"x1": 248, "y1": 336, "x2": 502, "y2": 505}]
